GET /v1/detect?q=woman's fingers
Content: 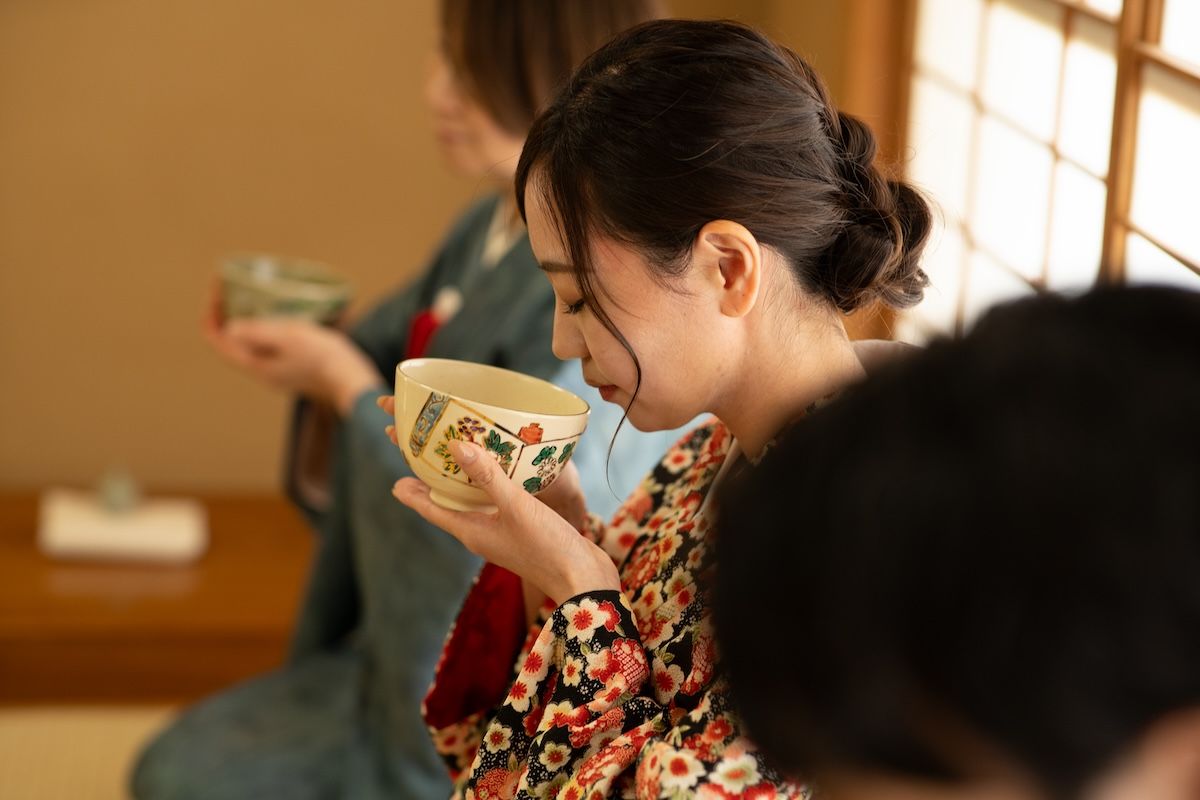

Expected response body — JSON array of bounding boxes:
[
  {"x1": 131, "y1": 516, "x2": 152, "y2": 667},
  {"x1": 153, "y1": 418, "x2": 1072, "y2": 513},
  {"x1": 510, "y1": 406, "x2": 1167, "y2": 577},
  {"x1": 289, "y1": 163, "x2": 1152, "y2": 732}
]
[
  {"x1": 378, "y1": 397, "x2": 399, "y2": 446},
  {"x1": 225, "y1": 319, "x2": 287, "y2": 354},
  {"x1": 201, "y1": 280, "x2": 226, "y2": 338},
  {"x1": 204, "y1": 322, "x2": 258, "y2": 370},
  {"x1": 447, "y1": 441, "x2": 516, "y2": 514},
  {"x1": 379, "y1": 398, "x2": 398, "y2": 445},
  {"x1": 390, "y1": 460, "x2": 618, "y2": 603},
  {"x1": 535, "y1": 460, "x2": 587, "y2": 530},
  {"x1": 391, "y1": 477, "x2": 494, "y2": 553}
]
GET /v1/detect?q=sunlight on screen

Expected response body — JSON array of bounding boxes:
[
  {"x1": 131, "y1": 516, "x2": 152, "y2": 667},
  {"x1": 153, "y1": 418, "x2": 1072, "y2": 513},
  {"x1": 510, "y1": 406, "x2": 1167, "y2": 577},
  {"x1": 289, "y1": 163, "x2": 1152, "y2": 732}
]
[
  {"x1": 908, "y1": 77, "x2": 976, "y2": 226},
  {"x1": 916, "y1": 0, "x2": 986, "y2": 90},
  {"x1": 962, "y1": 250, "x2": 1037, "y2": 330},
  {"x1": 1046, "y1": 161, "x2": 1105, "y2": 290},
  {"x1": 1058, "y1": 16, "x2": 1117, "y2": 177},
  {"x1": 1161, "y1": 0, "x2": 1200, "y2": 66},
  {"x1": 1125, "y1": 234, "x2": 1200, "y2": 290},
  {"x1": 897, "y1": 224, "x2": 966, "y2": 344},
  {"x1": 973, "y1": 117, "x2": 1054, "y2": 280},
  {"x1": 1081, "y1": 0, "x2": 1122, "y2": 18},
  {"x1": 1131, "y1": 66, "x2": 1200, "y2": 266},
  {"x1": 982, "y1": 0, "x2": 1064, "y2": 142},
  {"x1": 917, "y1": 224, "x2": 967, "y2": 334}
]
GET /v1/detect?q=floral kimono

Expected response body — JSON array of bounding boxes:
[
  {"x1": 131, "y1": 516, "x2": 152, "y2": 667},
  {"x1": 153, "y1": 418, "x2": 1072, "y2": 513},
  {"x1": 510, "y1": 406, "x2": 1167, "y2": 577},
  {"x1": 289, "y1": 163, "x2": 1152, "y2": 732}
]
[{"x1": 423, "y1": 420, "x2": 809, "y2": 799}]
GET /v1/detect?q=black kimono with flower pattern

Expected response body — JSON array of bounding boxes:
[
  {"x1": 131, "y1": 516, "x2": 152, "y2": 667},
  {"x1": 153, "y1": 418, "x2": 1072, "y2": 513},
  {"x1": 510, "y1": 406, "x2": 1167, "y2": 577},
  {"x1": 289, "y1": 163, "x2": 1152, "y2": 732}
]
[{"x1": 423, "y1": 421, "x2": 809, "y2": 800}]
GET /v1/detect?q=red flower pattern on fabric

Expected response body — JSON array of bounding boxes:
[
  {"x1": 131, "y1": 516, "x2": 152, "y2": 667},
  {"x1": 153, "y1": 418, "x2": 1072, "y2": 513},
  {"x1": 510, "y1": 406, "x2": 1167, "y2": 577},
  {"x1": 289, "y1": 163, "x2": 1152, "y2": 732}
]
[{"x1": 424, "y1": 421, "x2": 809, "y2": 799}]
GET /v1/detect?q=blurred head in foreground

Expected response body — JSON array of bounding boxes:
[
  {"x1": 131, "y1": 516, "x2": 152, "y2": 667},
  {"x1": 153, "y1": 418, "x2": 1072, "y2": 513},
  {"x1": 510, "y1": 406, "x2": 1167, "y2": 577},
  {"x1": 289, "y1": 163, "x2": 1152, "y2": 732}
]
[{"x1": 715, "y1": 286, "x2": 1200, "y2": 800}]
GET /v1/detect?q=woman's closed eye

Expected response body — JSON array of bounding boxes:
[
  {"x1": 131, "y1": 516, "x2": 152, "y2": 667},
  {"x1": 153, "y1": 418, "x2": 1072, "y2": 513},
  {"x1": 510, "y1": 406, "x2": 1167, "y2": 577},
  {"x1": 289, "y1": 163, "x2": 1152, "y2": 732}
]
[{"x1": 561, "y1": 299, "x2": 586, "y2": 315}]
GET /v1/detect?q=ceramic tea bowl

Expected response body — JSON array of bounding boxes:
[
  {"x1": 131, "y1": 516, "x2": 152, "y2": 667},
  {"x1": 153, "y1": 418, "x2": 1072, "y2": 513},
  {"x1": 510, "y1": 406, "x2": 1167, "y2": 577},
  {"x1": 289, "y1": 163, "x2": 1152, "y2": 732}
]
[
  {"x1": 394, "y1": 358, "x2": 590, "y2": 512},
  {"x1": 220, "y1": 253, "x2": 352, "y2": 324}
]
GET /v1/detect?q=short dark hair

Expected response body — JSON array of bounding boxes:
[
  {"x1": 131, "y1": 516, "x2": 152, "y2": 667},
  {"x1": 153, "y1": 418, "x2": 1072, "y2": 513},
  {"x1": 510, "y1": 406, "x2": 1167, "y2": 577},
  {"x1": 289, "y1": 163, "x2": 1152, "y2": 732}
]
[
  {"x1": 714, "y1": 286, "x2": 1200, "y2": 798},
  {"x1": 440, "y1": 0, "x2": 665, "y2": 136}
]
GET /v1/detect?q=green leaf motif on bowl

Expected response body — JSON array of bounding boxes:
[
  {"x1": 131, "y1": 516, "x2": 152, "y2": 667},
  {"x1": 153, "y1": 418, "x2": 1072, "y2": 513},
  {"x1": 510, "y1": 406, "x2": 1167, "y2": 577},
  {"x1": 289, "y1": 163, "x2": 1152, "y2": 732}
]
[
  {"x1": 435, "y1": 417, "x2": 518, "y2": 476},
  {"x1": 484, "y1": 429, "x2": 517, "y2": 471},
  {"x1": 434, "y1": 425, "x2": 465, "y2": 474}
]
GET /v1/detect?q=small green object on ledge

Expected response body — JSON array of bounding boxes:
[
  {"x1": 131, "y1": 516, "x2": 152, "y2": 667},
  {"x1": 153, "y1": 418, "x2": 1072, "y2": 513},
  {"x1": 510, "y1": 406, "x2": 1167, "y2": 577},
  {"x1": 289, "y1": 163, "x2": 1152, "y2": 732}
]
[{"x1": 98, "y1": 467, "x2": 141, "y2": 514}]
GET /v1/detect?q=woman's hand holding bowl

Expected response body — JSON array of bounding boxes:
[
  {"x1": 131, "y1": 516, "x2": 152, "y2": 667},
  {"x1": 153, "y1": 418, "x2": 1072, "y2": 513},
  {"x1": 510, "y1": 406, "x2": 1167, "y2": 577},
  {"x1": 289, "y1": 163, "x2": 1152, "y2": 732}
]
[
  {"x1": 379, "y1": 391, "x2": 618, "y2": 606},
  {"x1": 203, "y1": 282, "x2": 379, "y2": 414}
]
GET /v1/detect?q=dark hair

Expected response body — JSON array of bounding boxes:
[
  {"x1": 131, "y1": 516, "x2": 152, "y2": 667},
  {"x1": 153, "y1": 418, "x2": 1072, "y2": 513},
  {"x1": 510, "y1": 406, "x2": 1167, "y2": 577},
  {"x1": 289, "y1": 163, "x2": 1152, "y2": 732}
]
[
  {"x1": 515, "y1": 18, "x2": 930, "y2": 428},
  {"x1": 516, "y1": 17, "x2": 931, "y2": 311},
  {"x1": 440, "y1": 0, "x2": 665, "y2": 136},
  {"x1": 714, "y1": 286, "x2": 1200, "y2": 798}
]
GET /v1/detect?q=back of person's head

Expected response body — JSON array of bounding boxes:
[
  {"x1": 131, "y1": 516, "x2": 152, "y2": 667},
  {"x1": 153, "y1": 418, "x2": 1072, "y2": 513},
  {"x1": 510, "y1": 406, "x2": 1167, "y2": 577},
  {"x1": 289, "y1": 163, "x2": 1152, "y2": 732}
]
[
  {"x1": 714, "y1": 286, "x2": 1200, "y2": 800},
  {"x1": 515, "y1": 18, "x2": 931, "y2": 340},
  {"x1": 440, "y1": 0, "x2": 666, "y2": 136}
]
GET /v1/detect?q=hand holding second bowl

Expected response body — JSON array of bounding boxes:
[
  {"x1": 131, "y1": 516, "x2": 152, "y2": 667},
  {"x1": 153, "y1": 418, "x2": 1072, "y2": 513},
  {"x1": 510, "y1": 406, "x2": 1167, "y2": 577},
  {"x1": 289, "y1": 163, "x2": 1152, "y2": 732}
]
[{"x1": 203, "y1": 283, "x2": 380, "y2": 415}]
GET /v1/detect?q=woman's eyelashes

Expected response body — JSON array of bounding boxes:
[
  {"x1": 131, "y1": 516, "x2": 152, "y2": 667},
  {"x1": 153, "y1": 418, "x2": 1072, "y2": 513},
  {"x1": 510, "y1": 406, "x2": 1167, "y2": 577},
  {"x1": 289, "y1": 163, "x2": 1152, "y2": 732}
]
[{"x1": 561, "y1": 298, "x2": 586, "y2": 315}]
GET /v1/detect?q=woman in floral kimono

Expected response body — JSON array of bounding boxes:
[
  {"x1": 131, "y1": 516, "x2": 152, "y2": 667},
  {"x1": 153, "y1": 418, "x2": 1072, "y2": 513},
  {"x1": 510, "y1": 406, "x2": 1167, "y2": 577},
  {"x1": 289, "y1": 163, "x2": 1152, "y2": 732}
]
[{"x1": 385, "y1": 19, "x2": 933, "y2": 800}]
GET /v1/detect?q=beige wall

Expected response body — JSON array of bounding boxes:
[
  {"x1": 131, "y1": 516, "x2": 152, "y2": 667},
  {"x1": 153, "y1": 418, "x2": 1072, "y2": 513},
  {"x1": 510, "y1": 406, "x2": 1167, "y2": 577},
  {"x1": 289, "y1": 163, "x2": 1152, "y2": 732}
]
[
  {"x1": 0, "y1": 0, "x2": 472, "y2": 490},
  {"x1": 0, "y1": 1, "x2": 884, "y2": 491}
]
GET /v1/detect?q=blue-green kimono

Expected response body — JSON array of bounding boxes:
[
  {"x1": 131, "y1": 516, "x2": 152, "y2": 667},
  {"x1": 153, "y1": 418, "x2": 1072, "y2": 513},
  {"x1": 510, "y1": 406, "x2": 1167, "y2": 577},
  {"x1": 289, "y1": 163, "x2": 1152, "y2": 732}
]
[{"x1": 130, "y1": 196, "x2": 683, "y2": 800}]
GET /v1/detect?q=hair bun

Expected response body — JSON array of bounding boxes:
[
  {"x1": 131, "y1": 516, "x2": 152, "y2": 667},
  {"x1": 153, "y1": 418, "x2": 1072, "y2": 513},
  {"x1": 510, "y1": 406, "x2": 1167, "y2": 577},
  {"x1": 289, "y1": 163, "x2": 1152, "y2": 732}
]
[
  {"x1": 818, "y1": 113, "x2": 931, "y2": 313},
  {"x1": 515, "y1": 19, "x2": 934, "y2": 320}
]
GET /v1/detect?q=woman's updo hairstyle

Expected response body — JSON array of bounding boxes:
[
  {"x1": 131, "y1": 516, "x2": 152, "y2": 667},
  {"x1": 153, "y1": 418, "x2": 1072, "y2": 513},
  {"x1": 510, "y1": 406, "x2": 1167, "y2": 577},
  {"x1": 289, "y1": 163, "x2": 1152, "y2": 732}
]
[{"x1": 515, "y1": 18, "x2": 931, "y2": 318}]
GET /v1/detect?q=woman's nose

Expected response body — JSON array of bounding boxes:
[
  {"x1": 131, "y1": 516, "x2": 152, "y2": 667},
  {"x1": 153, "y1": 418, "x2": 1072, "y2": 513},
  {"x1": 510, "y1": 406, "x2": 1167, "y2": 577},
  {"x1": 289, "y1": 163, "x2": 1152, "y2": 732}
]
[
  {"x1": 424, "y1": 53, "x2": 457, "y2": 114},
  {"x1": 551, "y1": 313, "x2": 587, "y2": 361}
]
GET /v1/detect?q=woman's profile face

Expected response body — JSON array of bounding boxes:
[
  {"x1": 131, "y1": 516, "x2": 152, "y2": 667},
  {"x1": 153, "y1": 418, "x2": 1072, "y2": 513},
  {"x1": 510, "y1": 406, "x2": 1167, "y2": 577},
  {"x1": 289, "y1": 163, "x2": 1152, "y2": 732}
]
[
  {"x1": 425, "y1": 48, "x2": 525, "y2": 183},
  {"x1": 524, "y1": 180, "x2": 733, "y2": 432}
]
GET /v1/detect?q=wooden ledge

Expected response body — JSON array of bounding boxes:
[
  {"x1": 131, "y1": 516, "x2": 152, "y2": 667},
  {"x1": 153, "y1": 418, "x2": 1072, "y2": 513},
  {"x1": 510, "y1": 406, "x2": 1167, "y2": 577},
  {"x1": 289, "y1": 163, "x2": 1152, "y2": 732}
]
[{"x1": 0, "y1": 492, "x2": 314, "y2": 704}]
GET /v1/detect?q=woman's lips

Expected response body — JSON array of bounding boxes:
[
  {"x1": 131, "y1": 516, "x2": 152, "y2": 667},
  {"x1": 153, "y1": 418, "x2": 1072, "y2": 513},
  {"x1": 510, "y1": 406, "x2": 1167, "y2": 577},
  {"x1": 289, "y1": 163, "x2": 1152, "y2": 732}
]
[
  {"x1": 435, "y1": 126, "x2": 465, "y2": 144},
  {"x1": 584, "y1": 375, "x2": 618, "y2": 401}
]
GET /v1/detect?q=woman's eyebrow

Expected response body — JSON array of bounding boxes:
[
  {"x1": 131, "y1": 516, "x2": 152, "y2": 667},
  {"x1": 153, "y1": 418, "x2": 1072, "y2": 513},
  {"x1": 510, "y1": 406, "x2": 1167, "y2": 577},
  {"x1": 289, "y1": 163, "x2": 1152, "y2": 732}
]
[{"x1": 538, "y1": 261, "x2": 574, "y2": 273}]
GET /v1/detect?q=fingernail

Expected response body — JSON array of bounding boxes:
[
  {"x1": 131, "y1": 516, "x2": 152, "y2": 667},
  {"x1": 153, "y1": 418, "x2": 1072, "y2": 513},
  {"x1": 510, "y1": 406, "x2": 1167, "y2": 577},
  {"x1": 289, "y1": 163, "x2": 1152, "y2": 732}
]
[
  {"x1": 450, "y1": 440, "x2": 477, "y2": 464},
  {"x1": 385, "y1": 424, "x2": 395, "y2": 436}
]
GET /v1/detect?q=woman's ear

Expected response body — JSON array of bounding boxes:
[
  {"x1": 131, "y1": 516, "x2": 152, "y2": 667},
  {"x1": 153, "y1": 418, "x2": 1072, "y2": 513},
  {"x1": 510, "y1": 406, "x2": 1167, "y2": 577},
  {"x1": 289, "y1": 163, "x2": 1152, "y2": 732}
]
[{"x1": 693, "y1": 220, "x2": 762, "y2": 318}]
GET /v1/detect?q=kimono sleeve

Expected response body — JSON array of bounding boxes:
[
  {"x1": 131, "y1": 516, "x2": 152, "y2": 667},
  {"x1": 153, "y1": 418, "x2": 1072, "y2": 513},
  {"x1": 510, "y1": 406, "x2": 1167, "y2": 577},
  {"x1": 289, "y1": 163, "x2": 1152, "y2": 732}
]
[
  {"x1": 283, "y1": 280, "x2": 418, "y2": 525},
  {"x1": 464, "y1": 591, "x2": 803, "y2": 799}
]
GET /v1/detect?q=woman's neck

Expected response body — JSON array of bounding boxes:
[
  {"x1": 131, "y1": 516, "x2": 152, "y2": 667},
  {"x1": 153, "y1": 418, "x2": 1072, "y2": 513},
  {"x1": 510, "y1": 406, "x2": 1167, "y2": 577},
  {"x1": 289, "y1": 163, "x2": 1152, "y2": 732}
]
[{"x1": 713, "y1": 308, "x2": 866, "y2": 460}]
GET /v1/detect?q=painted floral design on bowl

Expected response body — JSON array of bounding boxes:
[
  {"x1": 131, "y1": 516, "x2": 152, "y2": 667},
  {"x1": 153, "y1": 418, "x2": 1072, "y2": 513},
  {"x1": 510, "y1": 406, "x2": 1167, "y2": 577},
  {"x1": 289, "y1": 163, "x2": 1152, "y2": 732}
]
[{"x1": 408, "y1": 391, "x2": 580, "y2": 494}]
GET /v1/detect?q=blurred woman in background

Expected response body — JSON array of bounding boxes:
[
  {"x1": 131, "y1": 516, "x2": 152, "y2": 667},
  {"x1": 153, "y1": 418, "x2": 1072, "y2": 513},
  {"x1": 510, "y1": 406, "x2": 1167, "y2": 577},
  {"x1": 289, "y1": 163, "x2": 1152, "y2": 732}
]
[{"x1": 132, "y1": 3, "x2": 666, "y2": 799}]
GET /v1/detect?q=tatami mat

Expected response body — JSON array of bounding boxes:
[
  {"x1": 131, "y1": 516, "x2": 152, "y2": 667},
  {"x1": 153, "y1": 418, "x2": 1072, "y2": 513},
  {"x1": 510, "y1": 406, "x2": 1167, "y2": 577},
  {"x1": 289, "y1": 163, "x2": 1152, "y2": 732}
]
[{"x1": 0, "y1": 706, "x2": 174, "y2": 800}]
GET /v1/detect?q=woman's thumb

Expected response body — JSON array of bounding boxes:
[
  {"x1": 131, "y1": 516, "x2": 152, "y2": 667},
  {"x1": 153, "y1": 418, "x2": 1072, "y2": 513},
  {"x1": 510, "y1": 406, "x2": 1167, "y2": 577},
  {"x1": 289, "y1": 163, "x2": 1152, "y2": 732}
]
[{"x1": 448, "y1": 440, "x2": 512, "y2": 509}]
